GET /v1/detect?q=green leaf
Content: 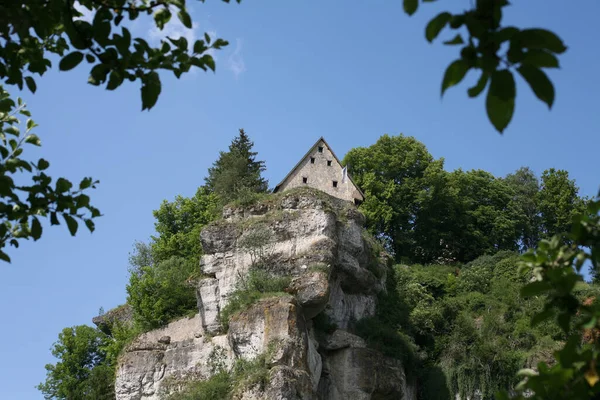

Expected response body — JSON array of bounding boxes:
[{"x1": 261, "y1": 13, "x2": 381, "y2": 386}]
[
  {"x1": 86, "y1": 54, "x2": 96, "y2": 63},
  {"x1": 25, "y1": 134, "x2": 41, "y2": 146},
  {"x1": 193, "y1": 40, "x2": 206, "y2": 54},
  {"x1": 467, "y1": 72, "x2": 489, "y2": 98},
  {"x1": 154, "y1": 8, "x2": 172, "y2": 30},
  {"x1": 517, "y1": 29, "x2": 567, "y2": 54},
  {"x1": 0, "y1": 251, "x2": 11, "y2": 263},
  {"x1": 486, "y1": 69, "x2": 515, "y2": 133},
  {"x1": 425, "y1": 12, "x2": 451, "y2": 42},
  {"x1": 80, "y1": 177, "x2": 93, "y2": 190},
  {"x1": 59, "y1": 52, "x2": 84, "y2": 71},
  {"x1": 25, "y1": 77, "x2": 37, "y2": 93},
  {"x1": 443, "y1": 34, "x2": 464, "y2": 46},
  {"x1": 56, "y1": 178, "x2": 73, "y2": 193},
  {"x1": 31, "y1": 217, "x2": 42, "y2": 240},
  {"x1": 50, "y1": 212, "x2": 59, "y2": 226},
  {"x1": 204, "y1": 55, "x2": 216, "y2": 72},
  {"x1": 517, "y1": 65, "x2": 555, "y2": 109},
  {"x1": 63, "y1": 214, "x2": 78, "y2": 236},
  {"x1": 521, "y1": 280, "x2": 550, "y2": 297},
  {"x1": 106, "y1": 70, "x2": 124, "y2": 91},
  {"x1": 178, "y1": 9, "x2": 192, "y2": 29},
  {"x1": 37, "y1": 158, "x2": 50, "y2": 170},
  {"x1": 204, "y1": 32, "x2": 211, "y2": 44},
  {"x1": 441, "y1": 59, "x2": 469, "y2": 96},
  {"x1": 522, "y1": 49, "x2": 560, "y2": 68},
  {"x1": 141, "y1": 72, "x2": 162, "y2": 111},
  {"x1": 403, "y1": 0, "x2": 418, "y2": 15},
  {"x1": 85, "y1": 219, "x2": 95, "y2": 232}
]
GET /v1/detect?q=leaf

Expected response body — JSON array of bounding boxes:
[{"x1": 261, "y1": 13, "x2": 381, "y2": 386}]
[
  {"x1": 204, "y1": 55, "x2": 216, "y2": 72},
  {"x1": 425, "y1": 12, "x2": 451, "y2": 42},
  {"x1": 25, "y1": 134, "x2": 41, "y2": 146},
  {"x1": 0, "y1": 251, "x2": 11, "y2": 263},
  {"x1": 25, "y1": 77, "x2": 37, "y2": 93},
  {"x1": 106, "y1": 70, "x2": 124, "y2": 91},
  {"x1": 141, "y1": 72, "x2": 162, "y2": 110},
  {"x1": 31, "y1": 217, "x2": 42, "y2": 240},
  {"x1": 468, "y1": 72, "x2": 489, "y2": 98},
  {"x1": 204, "y1": 32, "x2": 211, "y2": 44},
  {"x1": 55, "y1": 177, "x2": 73, "y2": 193},
  {"x1": 517, "y1": 29, "x2": 567, "y2": 54},
  {"x1": 522, "y1": 49, "x2": 559, "y2": 68},
  {"x1": 193, "y1": 40, "x2": 206, "y2": 54},
  {"x1": 37, "y1": 158, "x2": 50, "y2": 170},
  {"x1": 50, "y1": 212, "x2": 59, "y2": 226},
  {"x1": 178, "y1": 9, "x2": 192, "y2": 29},
  {"x1": 80, "y1": 177, "x2": 93, "y2": 190},
  {"x1": 443, "y1": 34, "x2": 464, "y2": 46},
  {"x1": 59, "y1": 52, "x2": 84, "y2": 71},
  {"x1": 486, "y1": 69, "x2": 515, "y2": 133},
  {"x1": 403, "y1": 0, "x2": 418, "y2": 15},
  {"x1": 63, "y1": 214, "x2": 78, "y2": 236},
  {"x1": 586, "y1": 362, "x2": 600, "y2": 387},
  {"x1": 153, "y1": 8, "x2": 172, "y2": 30},
  {"x1": 441, "y1": 59, "x2": 469, "y2": 96},
  {"x1": 85, "y1": 219, "x2": 95, "y2": 232},
  {"x1": 517, "y1": 65, "x2": 555, "y2": 109}
]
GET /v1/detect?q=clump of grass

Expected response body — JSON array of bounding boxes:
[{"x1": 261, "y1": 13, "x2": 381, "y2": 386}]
[{"x1": 219, "y1": 269, "x2": 291, "y2": 331}]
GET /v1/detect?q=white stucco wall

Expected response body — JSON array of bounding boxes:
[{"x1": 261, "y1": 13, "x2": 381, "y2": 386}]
[{"x1": 277, "y1": 140, "x2": 363, "y2": 203}]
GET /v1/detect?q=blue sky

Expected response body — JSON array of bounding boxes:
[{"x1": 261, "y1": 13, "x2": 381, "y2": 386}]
[{"x1": 2, "y1": 1, "x2": 599, "y2": 398}]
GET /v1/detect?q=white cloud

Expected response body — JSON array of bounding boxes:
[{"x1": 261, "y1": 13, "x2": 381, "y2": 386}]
[{"x1": 228, "y1": 39, "x2": 246, "y2": 79}]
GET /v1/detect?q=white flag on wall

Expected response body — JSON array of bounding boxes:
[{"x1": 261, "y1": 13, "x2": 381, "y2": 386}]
[{"x1": 341, "y1": 166, "x2": 347, "y2": 184}]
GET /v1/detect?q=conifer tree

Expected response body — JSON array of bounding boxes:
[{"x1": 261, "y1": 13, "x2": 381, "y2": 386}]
[{"x1": 205, "y1": 129, "x2": 268, "y2": 203}]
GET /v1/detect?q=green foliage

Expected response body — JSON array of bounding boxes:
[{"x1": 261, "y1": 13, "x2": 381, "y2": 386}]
[
  {"x1": 206, "y1": 129, "x2": 268, "y2": 205},
  {"x1": 503, "y1": 197, "x2": 600, "y2": 400},
  {"x1": 167, "y1": 352, "x2": 271, "y2": 400},
  {"x1": 37, "y1": 325, "x2": 114, "y2": 399},
  {"x1": 219, "y1": 269, "x2": 291, "y2": 331},
  {"x1": 345, "y1": 134, "x2": 587, "y2": 265},
  {"x1": 151, "y1": 186, "x2": 219, "y2": 263},
  {"x1": 0, "y1": 0, "x2": 238, "y2": 110},
  {"x1": 404, "y1": 0, "x2": 566, "y2": 132},
  {"x1": 0, "y1": 88, "x2": 100, "y2": 262},
  {"x1": 126, "y1": 256, "x2": 198, "y2": 331},
  {"x1": 538, "y1": 168, "x2": 587, "y2": 242},
  {"x1": 1, "y1": 1, "x2": 243, "y2": 260}
]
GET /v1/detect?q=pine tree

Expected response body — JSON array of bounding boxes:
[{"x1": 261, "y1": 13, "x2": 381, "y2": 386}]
[{"x1": 205, "y1": 129, "x2": 268, "y2": 203}]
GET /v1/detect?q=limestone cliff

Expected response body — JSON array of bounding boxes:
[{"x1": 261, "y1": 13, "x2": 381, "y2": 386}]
[{"x1": 115, "y1": 188, "x2": 416, "y2": 400}]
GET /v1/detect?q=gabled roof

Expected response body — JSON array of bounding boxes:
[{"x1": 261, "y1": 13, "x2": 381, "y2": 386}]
[{"x1": 273, "y1": 136, "x2": 365, "y2": 200}]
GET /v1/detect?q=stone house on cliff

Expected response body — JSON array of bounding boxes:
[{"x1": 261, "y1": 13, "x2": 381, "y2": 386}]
[{"x1": 273, "y1": 137, "x2": 364, "y2": 204}]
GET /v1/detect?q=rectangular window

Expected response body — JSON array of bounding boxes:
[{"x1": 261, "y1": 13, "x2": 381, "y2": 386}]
[
  {"x1": 303, "y1": 177, "x2": 308, "y2": 184},
  {"x1": 318, "y1": 146, "x2": 324, "y2": 153},
  {"x1": 327, "y1": 160, "x2": 332, "y2": 166},
  {"x1": 310, "y1": 157, "x2": 315, "y2": 164},
  {"x1": 332, "y1": 180, "x2": 338, "y2": 188}
]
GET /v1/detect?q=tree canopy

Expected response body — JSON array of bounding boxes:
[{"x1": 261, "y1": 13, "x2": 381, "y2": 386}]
[
  {"x1": 345, "y1": 134, "x2": 587, "y2": 264},
  {"x1": 205, "y1": 129, "x2": 268, "y2": 204}
]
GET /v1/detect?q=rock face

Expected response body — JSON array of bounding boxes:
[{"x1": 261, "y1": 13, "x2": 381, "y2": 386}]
[{"x1": 115, "y1": 188, "x2": 416, "y2": 400}]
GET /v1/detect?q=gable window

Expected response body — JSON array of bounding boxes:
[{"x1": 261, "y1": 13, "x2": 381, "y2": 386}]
[
  {"x1": 318, "y1": 146, "x2": 324, "y2": 153},
  {"x1": 310, "y1": 157, "x2": 315, "y2": 164},
  {"x1": 327, "y1": 160, "x2": 332, "y2": 166},
  {"x1": 303, "y1": 177, "x2": 308, "y2": 184},
  {"x1": 332, "y1": 180, "x2": 338, "y2": 188}
]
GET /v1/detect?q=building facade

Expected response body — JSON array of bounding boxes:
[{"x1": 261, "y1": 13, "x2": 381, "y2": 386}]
[{"x1": 273, "y1": 137, "x2": 364, "y2": 204}]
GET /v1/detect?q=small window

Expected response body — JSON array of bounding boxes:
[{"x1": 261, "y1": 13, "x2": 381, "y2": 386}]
[
  {"x1": 303, "y1": 177, "x2": 308, "y2": 184},
  {"x1": 318, "y1": 146, "x2": 324, "y2": 153},
  {"x1": 310, "y1": 157, "x2": 315, "y2": 164},
  {"x1": 327, "y1": 160, "x2": 332, "y2": 166},
  {"x1": 332, "y1": 180, "x2": 338, "y2": 188}
]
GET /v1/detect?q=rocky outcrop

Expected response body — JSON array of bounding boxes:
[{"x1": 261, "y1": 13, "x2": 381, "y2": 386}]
[{"x1": 115, "y1": 188, "x2": 416, "y2": 400}]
